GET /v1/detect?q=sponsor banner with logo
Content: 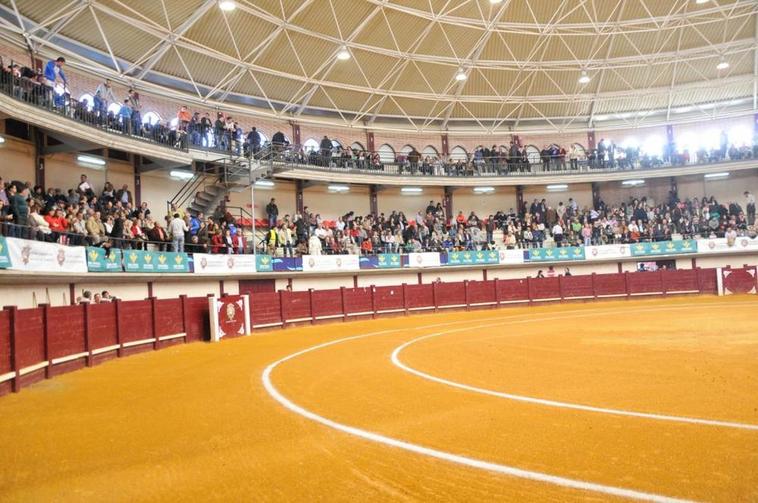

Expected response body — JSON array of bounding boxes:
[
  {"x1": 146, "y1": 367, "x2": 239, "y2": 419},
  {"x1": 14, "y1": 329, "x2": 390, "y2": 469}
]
[
  {"x1": 629, "y1": 239, "x2": 696, "y2": 257},
  {"x1": 360, "y1": 254, "x2": 402, "y2": 269},
  {"x1": 301, "y1": 254, "x2": 360, "y2": 272},
  {"x1": 697, "y1": 237, "x2": 758, "y2": 255},
  {"x1": 6, "y1": 237, "x2": 87, "y2": 273},
  {"x1": 272, "y1": 256, "x2": 301, "y2": 272},
  {"x1": 498, "y1": 248, "x2": 525, "y2": 265},
  {"x1": 0, "y1": 236, "x2": 11, "y2": 269},
  {"x1": 123, "y1": 249, "x2": 190, "y2": 273},
  {"x1": 406, "y1": 252, "x2": 442, "y2": 268},
  {"x1": 527, "y1": 246, "x2": 585, "y2": 262},
  {"x1": 447, "y1": 250, "x2": 500, "y2": 266},
  {"x1": 193, "y1": 253, "x2": 255, "y2": 274},
  {"x1": 209, "y1": 295, "x2": 251, "y2": 342},
  {"x1": 255, "y1": 254, "x2": 274, "y2": 272},
  {"x1": 86, "y1": 247, "x2": 123, "y2": 272},
  {"x1": 585, "y1": 244, "x2": 631, "y2": 261}
]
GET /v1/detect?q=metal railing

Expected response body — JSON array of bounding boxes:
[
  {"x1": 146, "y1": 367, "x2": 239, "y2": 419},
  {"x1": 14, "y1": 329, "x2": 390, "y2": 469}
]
[{"x1": 0, "y1": 63, "x2": 188, "y2": 152}]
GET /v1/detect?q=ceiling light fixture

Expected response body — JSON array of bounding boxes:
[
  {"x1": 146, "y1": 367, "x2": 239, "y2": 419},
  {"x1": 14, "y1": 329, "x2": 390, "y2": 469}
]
[
  {"x1": 218, "y1": 1, "x2": 236, "y2": 11},
  {"x1": 578, "y1": 70, "x2": 591, "y2": 84},
  {"x1": 169, "y1": 170, "x2": 194, "y2": 181},
  {"x1": 0, "y1": 135, "x2": 6, "y2": 144},
  {"x1": 336, "y1": 46, "x2": 350, "y2": 60},
  {"x1": 695, "y1": 0, "x2": 709, "y2": 4},
  {"x1": 622, "y1": 179, "x2": 645, "y2": 186},
  {"x1": 547, "y1": 184, "x2": 568, "y2": 191},
  {"x1": 489, "y1": 0, "x2": 504, "y2": 3},
  {"x1": 77, "y1": 154, "x2": 106, "y2": 166},
  {"x1": 455, "y1": 69, "x2": 468, "y2": 81},
  {"x1": 328, "y1": 184, "x2": 350, "y2": 192},
  {"x1": 716, "y1": 57, "x2": 729, "y2": 70},
  {"x1": 401, "y1": 187, "x2": 423, "y2": 194},
  {"x1": 704, "y1": 172, "x2": 729, "y2": 179},
  {"x1": 254, "y1": 179, "x2": 275, "y2": 188},
  {"x1": 473, "y1": 187, "x2": 495, "y2": 194}
]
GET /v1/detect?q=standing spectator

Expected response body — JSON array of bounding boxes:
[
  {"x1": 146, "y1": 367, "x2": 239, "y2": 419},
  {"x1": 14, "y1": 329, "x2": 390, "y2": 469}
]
[
  {"x1": 247, "y1": 127, "x2": 261, "y2": 156},
  {"x1": 265, "y1": 198, "x2": 278, "y2": 229},
  {"x1": 200, "y1": 112, "x2": 211, "y2": 147},
  {"x1": 78, "y1": 174, "x2": 94, "y2": 199},
  {"x1": 116, "y1": 184, "x2": 133, "y2": 207},
  {"x1": 9, "y1": 182, "x2": 29, "y2": 237},
  {"x1": 127, "y1": 88, "x2": 141, "y2": 133},
  {"x1": 118, "y1": 99, "x2": 132, "y2": 134},
  {"x1": 0, "y1": 176, "x2": 8, "y2": 205},
  {"x1": 43, "y1": 57, "x2": 67, "y2": 104},
  {"x1": 177, "y1": 105, "x2": 191, "y2": 133},
  {"x1": 319, "y1": 136, "x2": 332, "y2": 166},
  {"x1": 745, "y1": 191, "x2": 755, "y2": 226},
  {"x1": 169, "y1": 213, "x2": 188, "y2": 252},
  {"x1": 94, "y1": 79, "x2": 117, "y2": 119}
]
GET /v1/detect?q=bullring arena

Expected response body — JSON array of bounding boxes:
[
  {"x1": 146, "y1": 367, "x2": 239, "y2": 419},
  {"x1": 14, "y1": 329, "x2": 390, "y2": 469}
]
[{"x1": 1, "y1": 0, "x2": 758, "y2": 501}]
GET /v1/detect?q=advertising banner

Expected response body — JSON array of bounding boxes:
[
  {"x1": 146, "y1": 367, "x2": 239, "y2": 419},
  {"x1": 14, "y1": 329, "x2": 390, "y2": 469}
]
[
  {"x1": 585, "y1": 244, "x2": 631, "y2": 261},
  {"x1": 272, "y1": 256, "x2": 301, "y2": 272},
  {"x1": 301, "y1": 254, "x2": 360, "y2": 272},
  {"x1": 360, "y1": 254, "x2": 402, "y2": 269},
  {"x1": 629, "y1": 240, "x2": 696, "y2": 257},
  {"x1": 193, "y1": 253, "x2": 255, "y2": 274},
  {"x1": 0, "y1": 236, "x2": 11, "y2": 269},
  {"x1": 697, "y1": 237, "x2": 758, "y2": 255},
  {"x1": 527, "y1": 246, "x2": 585, "y2": 262},
  {"x1": 6, "y1": 237, "x2": 87, "y2": 273},
  {"x1": 255, "y1": 254, "x2": 274, "y2": 272},
  {"x1": 406, "y1": 252, "x2": 441, "y2": 268},
  {"x1": 208, "y1": 295, "x2": 251, "y2": 342},
  {"x1": 446, "y1": 249, "x2": 500, "y2": 266},
  {"x1": 123, "y1": 249, "x2": 190, "y2": 273},
  {"x1": 498, "y1": 248, "x2": 525, "y2": 265},
  {"x1": 86, "y1": 247, "x2": 123, "y2": 272}
]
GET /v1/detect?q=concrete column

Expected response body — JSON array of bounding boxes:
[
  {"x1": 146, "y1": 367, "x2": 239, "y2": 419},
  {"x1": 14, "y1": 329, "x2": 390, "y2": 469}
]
[
  {"x1": 441, "y1": 134, "x2": 449, "y2": 156},
  {"x1": 290, "y1": 122, "x2": 301, "y2": 146},
  {"x1": 295, "y1": 179, "x2": 304, "y2": 214},
  {"x1": 516, "y1": 185, "x2": 525, "y2": 217},
  {"x1": 366, "y1": 131, "x2": 375, "y2": 152},
  {"x1": 133, "y1": 155, "x2": 142, "y2": 206},
  {"x1": 369, "y1": 185, "x2": 378, "y2": 215},
  {"x1": 587, "y1": 130, "x2": 596, "y2": 150},
  {"x1": 32, "y1": 126, "x2": 45, "y2": 190},
  {"x1": 592, "y1": 182, "x2": 600, "y2": 209},
  {"x1": 444, "y1": 186, "x2": 453, "y2": 219}
]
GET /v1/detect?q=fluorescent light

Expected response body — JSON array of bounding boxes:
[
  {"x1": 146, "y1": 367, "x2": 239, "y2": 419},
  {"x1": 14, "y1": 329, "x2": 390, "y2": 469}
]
[
  {"x1": 578, "y1": 70, "x2": 590, "y2": 84},
  {"x1": 336, "y1": 46, "x2": 350, "y2": 60},
  {"x1": 716, "y1": 58, "x2": 729, "y2": 70},
  {"x1": 674, "y1": 106, "x2": 692, "y2": 114},
  {"x1": 622, "y1": 179, "x2": 645, "y2": 186},
  {"x1": 547, "y1": 184, "x2": 568, "y2": 191},
  {"x1": 490, "y1": 0, "x2": 503, "y2": 3},
  {"x1": 169, "y1": 170, "x2": 194, "y2": 181},
  {"x1": 0, "y1": 135, "x2": 5, "y2": 144},
  {"x1": 254, "y1": 180, "x2": 275, "y2": 188},
  {"x1": 594, "y1": 115, "x2": 608, "y2": 121},
  {"x1": 77, "y1": 155, "x2": 106, "y2": 166},
  {"x1": 401, "y1": 187, "x2": 423, "y2": 194},
  {"x1": 695, "y1": 0, "x2": 708, "y2": 3},
  {"x1": 218, "y1": 0, "x2": 236, "y2": 11},
  {"x1": 473, "y1": 187, "x2": 495, "y2": 194},
  {"x1": 704, "y1": 172, "x2": 729, "y2": 179},
  {"x1": 455, "y1": 69, "x2": 468, "y2": 81},
  {"x1": 328, "y1": 184, "x2": 349, "y2": 192}
]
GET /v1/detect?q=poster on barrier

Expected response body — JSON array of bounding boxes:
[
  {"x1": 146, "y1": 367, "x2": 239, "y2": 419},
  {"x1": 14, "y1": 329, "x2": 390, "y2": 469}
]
[
  {"x1": 302, "y1": 254, "x2": 360, "y2": 272},
  {"x1": 697, "y1": 237, "x2": 758, "y2": 255},
  {"x1": 406, "y1": 252, "x2": 441, "y2": 268},
  {"x1": 0, "y1": 236, "x2": 11, "y2": 268},
  {"x1": 6, "y1": 237, "x2": 87, "y2": 273},
  {"x1": 208, "y1": 295, "x2": 251, "y2": 342},
  {"x1": 447, "y1": 250, "x2": 499, "y2": 266},
  {"x1": 498, "y1": 248, "x2": 525, "y2": 265},
  {"x1": 585, "y1": 244, "x2": 631, "y2": 261},
  {"x1": 527, "y1": 246, "x2": 585, "y2": 262},
  {"x1": 360, "y1": 254, "x2": 402, "y2": 269},
  {"x1": 255, "y1": 254, "x2": 274, "y2": 272},
  {"x1": 718, "y1": 267, "x2": 757, "y2": 295},
  {"x1": 193, "y1": 253, "x2": 255, "y2": 274},
  {"x1": 86, "y1": 247, "x2": 123, "y2": 272},
  {"x1": 629, "y1": 240, "x2": 696, "y2": 257},
  {"x1": 124, "y1": 250, "x2": 190, "y2": 273}
]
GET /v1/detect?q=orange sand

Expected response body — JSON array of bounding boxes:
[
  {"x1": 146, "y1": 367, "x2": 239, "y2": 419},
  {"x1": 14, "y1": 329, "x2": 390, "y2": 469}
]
[{"x1": 1, "y1": 296, "x2": 757, "y2": 502}]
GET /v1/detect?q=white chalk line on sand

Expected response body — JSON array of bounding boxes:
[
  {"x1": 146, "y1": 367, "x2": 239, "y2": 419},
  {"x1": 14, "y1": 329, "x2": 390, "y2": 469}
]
[
  {"x1": 261, "y1": 301, "x2": 758, "y2": 502},
  {"x1": 391, "y1": 307, "x2": 758, "y2": 432}
]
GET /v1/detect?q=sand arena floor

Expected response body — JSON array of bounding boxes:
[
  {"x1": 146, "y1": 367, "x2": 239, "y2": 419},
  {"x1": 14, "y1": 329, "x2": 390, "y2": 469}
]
[{"x1": 0, "y1": 296, "x2": 757, "y2": 502}]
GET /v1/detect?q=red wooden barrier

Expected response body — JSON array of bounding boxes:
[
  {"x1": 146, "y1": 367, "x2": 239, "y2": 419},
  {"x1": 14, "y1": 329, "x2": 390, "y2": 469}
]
[
  {"x1": 626, "y1": 271, "x2": 664, "y2": 296},
  {"x1": 249, "y1": 292, "x2": 282, "y2": 328},
  {"x1": 405, "y1": 284, "x2": 434, "y2": 311},
  {"x1": 560, "y1": 275, "x2": 594, "y2": 299},
  {"x1": 0, "y1": 308, "x2": 14, "y2": 394},
  {"x1": 184, "y1": 297, "x2": 210, "y2": 341},
  {"x1": 661, "y1": 269, "x2": 700, "y2": 294},
  {"x1": 435, "y1": 281, "x2": 466, "y2": 308},
  {"x1": 282, "y1": 291, "x2": 311, "y2": 323},
  {"x1": 496, "y1": 278, "x2": 530, "y2": 304},
  {"x1": 374, "y1": 285, "x2": 404, "y2": 314},
  {"x1": 467, "y1": 280, "x2": 497, "y2": 306},
  {"x1": 529, "y1": 277, "x2": 561, "y2": 301},
  {"x1": 342, "y1": 287, "x2": 373, "y2": 316},
  {"x1": 593, "y1": 273, "x2": 627, "y2": 297},
  {"x1": 311, "y1": 289, "x2": 343, "y2": 320}
]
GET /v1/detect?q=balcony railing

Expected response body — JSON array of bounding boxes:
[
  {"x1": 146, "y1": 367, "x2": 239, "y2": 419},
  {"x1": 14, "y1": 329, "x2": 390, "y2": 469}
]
[{"x1": 0, "y1": 64, "x2": 188, "y2": 152}]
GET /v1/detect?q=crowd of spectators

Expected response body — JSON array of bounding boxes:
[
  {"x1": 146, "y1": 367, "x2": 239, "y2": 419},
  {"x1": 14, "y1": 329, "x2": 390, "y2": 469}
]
[
  {"x1": 0, "y1": 173, "x2": 249, "y2": 255},
  {"x1": 261, "y1": 191, "x2": 757, "y2": 257}
]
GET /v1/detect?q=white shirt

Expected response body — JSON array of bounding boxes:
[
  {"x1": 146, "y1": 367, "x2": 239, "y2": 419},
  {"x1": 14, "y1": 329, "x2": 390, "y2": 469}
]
[{"x1": 169, "y1": 217, "x2": 188, "y2": 237}]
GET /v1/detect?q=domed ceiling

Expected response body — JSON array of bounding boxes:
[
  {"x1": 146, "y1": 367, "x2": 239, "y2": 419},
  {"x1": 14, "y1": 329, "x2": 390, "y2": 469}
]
[{"x1": 0, "y1": 0, "x2": 756, "y2": 133}]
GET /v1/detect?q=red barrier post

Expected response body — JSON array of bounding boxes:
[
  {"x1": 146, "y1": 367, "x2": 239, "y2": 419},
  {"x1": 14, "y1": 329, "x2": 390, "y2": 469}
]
[
  {"x1": 41, "y1": 304, "x2": 51, "y2": 379},
  {"x1": 591, "y1": 273, "x2": 598, "y2": 299},
  {"x1": 180, "y1": 295, "x2": 189, "y2": 341},
  {"x1": 279, "y1": 291, "x2": 287, "y2": 328},
  {"x1": 309, "y1": 289, "x2": 316, "y2": 324},
  {"x1": 624, "y1": 271, "x2": 631, "y2": 298},
  {"x1": 370, "y1": 286, "x2": 376, "y2": 318},
  {"x1": 526, "y1": 277, "x2": 533, "y2": 305},
  {"x1": 402, "y1": 283, "x2": 409, "y2": 315},
  {"x1": 432, "y1": 281, "x2": 439, "y2": 312},
  {"x1": 149, "y1": 297, "x2": 159, "y2": 350},
  {"x1": 464, "y1": 281, "x2": 470, "y2": 310},
  {"x1": 493, "y1": 278, "x2": 501, "y2": 307},
  {"x1": 83, "y1": 303, "x2": 93, "y2": 366},
  {"x1": 4, "y1": 306, "x2": 19, "y2": 392},
  {"x1": 114, "y1": 299, "x2": 123, "y2": 357},
  {"x1": 340, "y1": 287, "x2": 347, "y2": 321},
  {"x1": 660, "y1": 269, "x2": 667, "y2": 296},
  {"x1": 558, "y1": 276, "x2": 565, "y2": 300}
]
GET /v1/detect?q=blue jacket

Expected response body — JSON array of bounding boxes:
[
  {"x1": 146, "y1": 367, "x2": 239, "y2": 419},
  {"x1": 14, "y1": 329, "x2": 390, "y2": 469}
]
[{"x1": 44, "y1": 60, "x2": 67, "y2": 85}]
